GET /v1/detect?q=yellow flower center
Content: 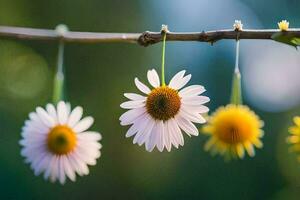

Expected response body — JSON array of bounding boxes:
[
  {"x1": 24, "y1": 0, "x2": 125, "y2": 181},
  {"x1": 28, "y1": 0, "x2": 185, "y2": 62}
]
[
  {"x1": 47, "y1": 125, "x2": 77, "y2": 155},
  {"x1": 210, "y1": 105, "x2": 261, "y2": 144},
  {"x1": 216, "y1": 120, "x2": 252, "y2": 144},
  {"x1": 146, "y1": 86, "x2": 181, "y2": 121}
]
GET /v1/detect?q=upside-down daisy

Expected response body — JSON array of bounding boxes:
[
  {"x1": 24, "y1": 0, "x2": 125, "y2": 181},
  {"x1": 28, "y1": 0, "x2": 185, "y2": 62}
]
[
  {"x1": 202, "y1": 104, "x2": 264, "y2": 159},
  {"x1": 287, "y1": 116, "x2": 300, "y2": 160},
  {"x1": 20, "y1": 101, "x2": 102, "y2": 184},
  {"x1": 120, "y1": 69, "x2": 210, "y2": 152}
]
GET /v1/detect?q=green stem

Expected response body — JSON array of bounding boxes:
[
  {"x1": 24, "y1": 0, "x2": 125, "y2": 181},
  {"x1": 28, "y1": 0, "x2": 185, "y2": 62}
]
[
  {"x1": 161, "y1": 32, "x2": 167, "y2": 86},
  {"x1": 230, "y1": 40, "x2": 243, "y2": 105},
  {"x1": 53, "y1": 40, "x2": 65, "y2": 104}
]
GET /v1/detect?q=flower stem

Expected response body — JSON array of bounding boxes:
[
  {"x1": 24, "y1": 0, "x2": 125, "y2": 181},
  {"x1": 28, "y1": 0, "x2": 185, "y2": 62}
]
[
  {"x1": 53, "y1": 40, "x2": 65, "y2": 104},
  {"x1": 230, "y1": 40, "x2": 243, "y2": 105},
  {"x1": 161, "y1": 31, "x2": 167, "y2": 86}
]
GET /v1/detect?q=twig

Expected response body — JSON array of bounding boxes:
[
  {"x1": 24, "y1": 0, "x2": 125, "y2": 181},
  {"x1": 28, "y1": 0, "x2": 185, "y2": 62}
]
[{"x1": 1, "y1": 25, "x2": 300, "y2": 46}]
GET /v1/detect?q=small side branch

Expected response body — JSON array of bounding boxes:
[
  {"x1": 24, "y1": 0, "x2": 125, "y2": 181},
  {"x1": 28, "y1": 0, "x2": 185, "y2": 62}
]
[{"x1": 1, "y1": 25, "x2": 300, "y2": 46}]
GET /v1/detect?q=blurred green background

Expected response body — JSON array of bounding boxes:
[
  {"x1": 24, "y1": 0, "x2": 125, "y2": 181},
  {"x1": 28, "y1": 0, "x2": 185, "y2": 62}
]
[{"x1": 1, "y1": 0, "x2": 300, "y2": 199}]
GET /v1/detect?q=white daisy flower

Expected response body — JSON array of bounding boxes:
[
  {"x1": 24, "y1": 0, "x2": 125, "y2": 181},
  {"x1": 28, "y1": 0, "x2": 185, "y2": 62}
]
[
  {"x1": 120, "y1": 69, "x2": 210, "y2": 152},
  {"x1": 20, "y1": 101, "x2": 102, "y2": 184}
]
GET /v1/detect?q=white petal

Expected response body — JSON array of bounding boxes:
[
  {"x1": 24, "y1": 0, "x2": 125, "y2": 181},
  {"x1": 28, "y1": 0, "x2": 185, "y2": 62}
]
[
  {"x1": 175, "y1": 116, "x2": 199, "y2": 136},
  {"x1": 179, "y1": 109, "x2": 206, "y2": 124},
  {"x1": 68, "y1": 106, "x2": 83, "y2": 127},
  {"x1": 164, "y1": 121, "x2": 172, "y2": 152},
  {"x1": 134, "y1": 78, "x2": 151, "y2": 94},
  {"x1": 36, "y1": 107, "x2": 56, "y2": 128},
  {"x1": 21, "y1": 127, "x2": 48, "y2": 137},
  {"x1": 21, "y1": 143, "x2": 47, "y2": 158},
  {"x1": 46, "y1": 104, "x2": 58, "y2": 124},
  {"x1": 124, "y1": 93, "x2": 146, "y2": 101},
  {"x1": 19, "y1": 134, "x2": 46, "y2": 146},
  {"x1": 67, "y1": 154, "x2": 83, "y2": 176},
  {"x1": 79, "y1": 141, "x2": 101, "y2": 150},
  {"x1": 169, "y1": 70, "x2": 192, "y2": 90},
  {"x1": 57, "y1": 101, "x2": 69, "y2": 125},
  {"x1": 182, "y1": 96, "x2": 210, "y2": 106},
  {"x1": 132, "y1": 114, "x2": 150, "y2": 144},
  {"x1": 66, "y1": 102, "x2": 71, "y2": 116},
  {"x1": 74, "y1": 146, "x2": 95, "y2": 166},
  {"x1": 136, "y1": 118, "x2": 155, "y2": 146},
  {"x1": 28, "y1": 113, "x2": 49, "y2": 132},
  {"x1": 69, "y1": 152, "x2": 89, "y2": 175},
  {"x1": 31, "y1": 150, "x2": 48, "y2": 175},
  {"x1": 63, "y1": 156, "x2": 76, "y2": 182},
  {"x1": 28, "y1": 112, "x2": 40, "y2": 123},
  {"x1": 23, "y1": 116, "x2": 49, "y2": 134},
  {"x1": 166, "y1": 120, "x2": 178, "y2": 148},
  {"x1": 169, "y1": 70, "x2": 186, "y2": 88},
  {"x1": 175, "y1": 74, "x2": 192, "y2": 90},
  {"x1": 156, "y1": 121, "x2": 165, "y2": 152},
  {"x1": 132, "y1": 114, "x2": 154, "y2": 145},
  {"x1": 119, "y1": 107, "x2": 146, "y2": 126},
  {"x1": 79, "y1": 141, "x2": 102, "y2": 154},
  {"x1": 50, "y1": 156, "x2": 59, "y2": 182},
  {"x1": 73, "y1": 117, "x2": 94, "y2": 133},
  {"x1": 33, "y1": 152, "x2": 51, "y2": 176},
  {"x1": 147, "y1": 69, "x2": 160, "y2": 88},
  {"x1": 125, "y1": 123, "x2": 139, "y2": 138},
  {"x1": 76, "y1": 142, "x2": 100, "y2": 165},
  {"x1": 58, "y1": 157, "x2": 66, "y2": 184},
  {"x1": 146, "y1": 122, "x2": 159, "y2": 152},
  {"x1": 182, "y1": 105, "x2": 209, "y2": 114},
  {"x1": 179, "y1": 85, "x2": 206, "y2": 97},
  {"x1": 77, "y1": 132, "x2": 102, "y2": 141},
  {"x1": 126, "y1": 112, "x2": 148, "y2": 138},
  {"x1": 120, "y1": 100, "x2": 145, "y2": 109},
  {"x1": 44, "y1": 155, "x2": 55, "y2": 180},
  {"x1": 169, "y1": 118, "x2": 184, "y2": 147}
]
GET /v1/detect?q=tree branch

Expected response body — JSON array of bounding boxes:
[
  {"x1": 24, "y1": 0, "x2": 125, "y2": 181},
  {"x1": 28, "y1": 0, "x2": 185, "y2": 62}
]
[{"x1": 1, "y1": 25, "x2": 300, "y2": 46}]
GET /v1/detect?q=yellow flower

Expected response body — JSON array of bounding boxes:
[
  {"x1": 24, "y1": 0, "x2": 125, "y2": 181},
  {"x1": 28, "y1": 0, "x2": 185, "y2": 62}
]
[
  {"x1": 278, "y1": 20, "x2": 289, "y2": 31},
  {"x1": 287, "y1": 117, "x2": 300, "y2": 159},
  {"x1": 202, "y1": 104, "x2": 264, "y2": 160}
]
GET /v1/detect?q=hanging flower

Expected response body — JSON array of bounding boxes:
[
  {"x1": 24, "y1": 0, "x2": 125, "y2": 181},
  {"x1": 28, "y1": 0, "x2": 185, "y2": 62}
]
[
  {"x1": 202, "y1": 104, "x2": 264, "y2": 160},
  {"x1": 19, "y1": 101, "x2": 102, "y2": 184},
  {"x1": 287, "y1": 117, "x2": 300, "y2": 158},
  {"x1": 278, "y1": 20, "x2": 289, "y2": 31},
  {"x1": 120, "y1": 69, "x2": 210, "y2": 152},
  {"x1": 233, "y1": 20, "x2": 243, "y2": 31}
]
